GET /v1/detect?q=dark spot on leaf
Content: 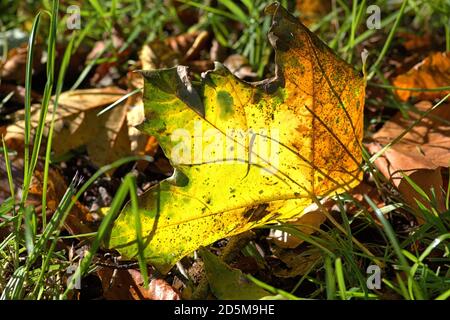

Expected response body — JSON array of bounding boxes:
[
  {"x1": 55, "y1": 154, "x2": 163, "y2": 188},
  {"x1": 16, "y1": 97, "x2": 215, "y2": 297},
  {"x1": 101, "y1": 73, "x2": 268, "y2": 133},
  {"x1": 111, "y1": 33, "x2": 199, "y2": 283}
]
[{"x1": 216, "y1": 91, "x2": 234, "y2": 118}]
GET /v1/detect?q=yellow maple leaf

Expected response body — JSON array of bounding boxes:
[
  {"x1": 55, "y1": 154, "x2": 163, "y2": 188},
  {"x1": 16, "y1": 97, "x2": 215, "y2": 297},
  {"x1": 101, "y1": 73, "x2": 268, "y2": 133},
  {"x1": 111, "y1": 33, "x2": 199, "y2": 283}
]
[{"x1": 108, "y1": 3, "x2": 365, "y2": 273}]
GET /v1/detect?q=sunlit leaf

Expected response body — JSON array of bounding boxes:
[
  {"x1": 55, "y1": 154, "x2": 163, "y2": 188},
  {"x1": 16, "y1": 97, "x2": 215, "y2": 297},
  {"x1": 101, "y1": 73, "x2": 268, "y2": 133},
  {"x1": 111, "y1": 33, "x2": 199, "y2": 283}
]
[{"x1": 108, "y1": 3, "x2": 365, "y2": 273}]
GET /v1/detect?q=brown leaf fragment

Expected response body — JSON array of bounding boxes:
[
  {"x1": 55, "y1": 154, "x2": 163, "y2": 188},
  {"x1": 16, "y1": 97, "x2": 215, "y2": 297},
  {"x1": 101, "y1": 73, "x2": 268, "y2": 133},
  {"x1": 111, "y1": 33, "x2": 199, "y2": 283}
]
[
  {"x1": 270, "y1": 204, "x2": 327, "y2": 249},
  {"x1": 347, "y1": 181, "x2": 385, "y2": 217},
  {"x1": 398, "y1": 32, "x2": 432, "y2": 51},
  {"x1": 27, "y1": 166, "x2": 95, "y2": 235},
  {"x1": 296, "y1": 0, "x2": 331, "y2": 26},
  {"x1": 0, "y1": 155, "x2": 93, "y2": 236},
  {"x1": 371, "y1": 101, "x2": 450, "y2": 170},
  {"x1": 0, "y1": 83, "x2": 41, "y2": 107},
  {"x1": 125, "y1": 91, "x2": 147, "y2": 155},
  {"x1": 393, "y1": 52, "x2": 450, "y2": 101},
  {"x1": 139, "y1": 31, "x2": 212, "y2": 73},
  {"x1": 223, "y1": 54, "x2": 257, "y2": 80},
  {"x1": 367, "y1": 101, "x2": 450, "y2": 216},
  {"x1": 273, "y1": 248, "x2": 321, "y2": 278},
  {"x1": 0, "y1": 44, "x2": 42, "y2": 84},
  {"x1": 98, "y1": 268, "x2": 180, "y2": 300},
  {"x1": 5, "y1": 87, "x2": 131, "y2": 167},
  {"x1": 84, "y1": 104, "x2": 130, "y2": 167}
]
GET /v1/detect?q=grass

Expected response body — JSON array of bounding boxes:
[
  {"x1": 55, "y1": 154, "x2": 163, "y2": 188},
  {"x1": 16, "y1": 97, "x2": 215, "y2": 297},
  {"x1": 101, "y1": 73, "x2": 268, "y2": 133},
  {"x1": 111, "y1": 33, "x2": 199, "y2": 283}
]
[{"x1": 0, "y1": 0, "x2": 449, "y2": 300}]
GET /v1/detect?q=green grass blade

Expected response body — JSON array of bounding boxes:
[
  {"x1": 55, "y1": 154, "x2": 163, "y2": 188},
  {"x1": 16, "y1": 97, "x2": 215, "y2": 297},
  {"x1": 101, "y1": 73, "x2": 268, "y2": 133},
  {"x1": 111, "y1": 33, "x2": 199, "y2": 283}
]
[
  {"x1": 1, "y1": 137, "x2": 15, "y2": 201},
  {"x1": 23, "y1": 12, "x2": 42, "y2": 201},
  {"x1": 41, "y1": 34, "x2": 75, "y2": 229},
  {"x1": 324, "y1": 255, "x2": 336, "y2": 300},
  {"x1": 128, "y1": 175, "x2": 149, "y2": 288},
  {"x1": 368, "y1": 0, "x2": 408, "y2": 79},
  {"x1": 62, "y1": 173, "x2": 135, "y2": 298},
  {"x1": 335, "y1": 257, "x2": 347, "y2": 300}
]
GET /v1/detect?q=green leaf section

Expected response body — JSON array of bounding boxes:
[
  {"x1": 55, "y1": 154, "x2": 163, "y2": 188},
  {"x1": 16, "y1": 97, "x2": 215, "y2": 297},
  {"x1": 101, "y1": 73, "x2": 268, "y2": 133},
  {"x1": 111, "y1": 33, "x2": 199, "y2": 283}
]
[{"x1": 199, "y1": 247, "x2": 271, "y2": 300}]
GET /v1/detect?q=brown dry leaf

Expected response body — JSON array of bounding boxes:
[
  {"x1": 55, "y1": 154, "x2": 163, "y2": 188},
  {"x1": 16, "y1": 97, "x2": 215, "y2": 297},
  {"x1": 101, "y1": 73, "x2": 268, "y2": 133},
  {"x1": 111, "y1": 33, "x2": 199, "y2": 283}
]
[
  {"x1": 98, "y1": 268, "x2": 180, "y2": 300},
  {"x1": 0, "y1": 46, "x2": 27, "y2": 81},
  {"x1": 84, "y1": 103, "x2": 129, "y2": 167},
  {"x1": 0, "y1": 154, "x2": 94, "y2": 235},
  {"x1": 273, "y1": 248, "x2": 321, "y2": 278},
  {"x1": 348, "y1": 181, "x2": 385, "y2": 216},
  {"x1": 5, "y1": 87, "x2": 126, "y2": 142},
  {"x1": 270, "y1": 203, "x2": 328, "y2": 249},
  {"x1": 393, "y1": 52, "x2": 450, "y2": 101},
  {"x1": 223, "y1": 54, "x2": 257, "y2": 80},
  {"x1": 0, "y1": 155, "x2": 23, "y2": 204},
  {"x1": 125, "y1": 88, "x2": 147, "y2": 155},
  {"x1": 0, "y1": 83, "x2": 41, "y2": 107},
  {"x1": 0, "y1": 44, "x2": 43, "y2": 84},
  {"x1": 170, "y1": 0, "x2": 200, "y2": 26},
  {"x1": 87, "y1": 29, "x2": 131, "y2": 86},
  {"x1": 123, "y1": 74, "x2": 157, "y2": 172},
  {"x1": 366, "y1": 100, "x2": 450, "y2": 215},
  {"x1": 5, "y1": 87, "x2": 131, "y2": 167},
  {"x1": 139, "y1": 31, "x2": 212, "y2": 72},
  {"x1": 27, "y1": 166, "x2": 94, "y2": 235},
  {"x1": 398, "y1": 32, "x2": 432, "y2": 51},
  {"x1": 296, "y1": 0, "x2": 331, "y2": 26}
]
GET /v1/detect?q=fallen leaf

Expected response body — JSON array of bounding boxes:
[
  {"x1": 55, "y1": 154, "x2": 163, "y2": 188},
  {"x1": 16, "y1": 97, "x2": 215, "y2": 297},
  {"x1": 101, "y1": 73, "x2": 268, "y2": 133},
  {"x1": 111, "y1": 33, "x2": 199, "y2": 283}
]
[
  {"x1": 398, "y1": 32, "x2": 432, "y2": 51},
  {"x1": 140, "y1": 31, "x2": 209, "y2": 69},
  {"x1": 98, "y1": 268, "x2": 180, "y2": 300},
  {"x1": 296, "y1": 0, "x2": 331, "y2": 27},
  {"x1": 84, "y1": 103, "x2": 130, "y2": 167},
  {"x1": 272, "y1": 248, "x2": 321, "y2": 278},
  {"x1": 27, "y1": 165, "x2": 95, "y2": 235},
  {"x1": 199, "y1": 247, "x2": 271, "y2": 300},
  {"x1": 367, "y1": 101, "x2": 450, "y2": 215},
  {"x1": 0, "y1": 44, "x2": 42, "y2": 84},
  {"x1": 108, "y1": 3, "x2": 364, "y2": 273},
  {"x1": 5, "y1": 87, "x2": 131, "y2": 167},
  {"x1": 393, "y1": 52, "x2": 450, "y2": 101},
  {"x1": 0, "y1": 83, "x2": 41, "y2": 107},
  {"x1": 0, "y1": 151, "x2": 94, "y2": 235},
  {"x1": 126, "y1": 97, "x2": 146, "y2": 153},
  {"x1": 170, "y1": 0, "x2": 200, "y2": 26},
  {"x1": 223, "y1": 54, "x2": 257, "y2": 80},
  {"x1": 87, "y1": 29, "x2": 131, "y2": 86},
  {"x1": 0, "y1": 154, "x2": 23, "y2": 204},
  {"x1": 269, "y1": 203, "x2": 327, "y2": 249},
  {"x1": 347, "y1": 181, "x2": 385, "y2": 216},
  {"x1": 123, "y1": 77, "x2": 158, "y2": 172}
]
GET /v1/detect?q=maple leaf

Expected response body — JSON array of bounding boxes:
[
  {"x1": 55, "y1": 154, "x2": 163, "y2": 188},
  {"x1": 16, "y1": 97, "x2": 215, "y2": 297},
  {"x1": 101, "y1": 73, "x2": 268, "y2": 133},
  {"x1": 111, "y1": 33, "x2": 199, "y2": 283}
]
[{"x1": 108, "y1": 3, "x2": 365, "y2": 273}]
